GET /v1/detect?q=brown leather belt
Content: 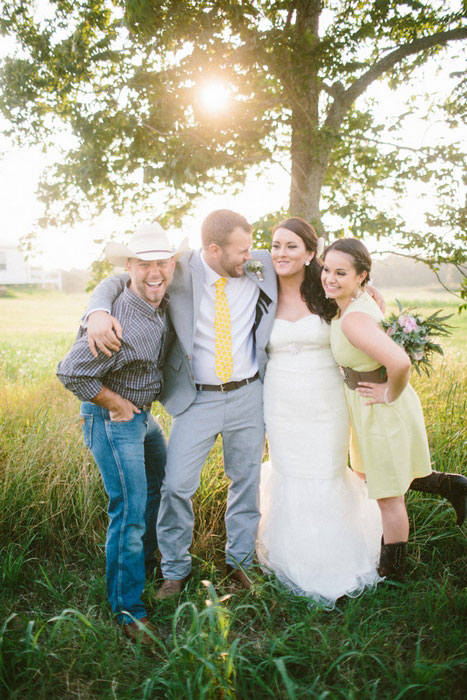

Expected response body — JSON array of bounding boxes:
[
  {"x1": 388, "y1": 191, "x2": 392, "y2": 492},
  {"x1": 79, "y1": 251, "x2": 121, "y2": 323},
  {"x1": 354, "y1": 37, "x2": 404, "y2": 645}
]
[
  {"x1": 196, "y1": 372, "x2": 259, "y2": 393},
  {"x1": 340, "y1": 366, "x2": 387, "y2": 390}
]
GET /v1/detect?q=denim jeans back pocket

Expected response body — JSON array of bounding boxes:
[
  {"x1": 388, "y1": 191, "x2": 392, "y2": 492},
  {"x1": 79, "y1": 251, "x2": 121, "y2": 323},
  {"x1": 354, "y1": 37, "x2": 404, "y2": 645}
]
[{"x1": 80, "y1": 414, "x2": 94, "y2": 449}]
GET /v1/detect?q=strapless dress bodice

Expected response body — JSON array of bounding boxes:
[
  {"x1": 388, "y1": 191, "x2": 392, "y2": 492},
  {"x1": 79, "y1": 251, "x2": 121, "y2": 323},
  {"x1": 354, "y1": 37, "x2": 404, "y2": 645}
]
[{"x1": 266, "y1": 315, "x2": 339, "y2": 374}]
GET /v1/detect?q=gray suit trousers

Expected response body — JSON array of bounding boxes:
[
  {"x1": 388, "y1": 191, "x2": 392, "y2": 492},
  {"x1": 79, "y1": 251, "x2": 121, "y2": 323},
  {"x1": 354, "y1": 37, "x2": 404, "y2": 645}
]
[{"x1": 157, "y1": 379, "x2": 265, "y2": 579}]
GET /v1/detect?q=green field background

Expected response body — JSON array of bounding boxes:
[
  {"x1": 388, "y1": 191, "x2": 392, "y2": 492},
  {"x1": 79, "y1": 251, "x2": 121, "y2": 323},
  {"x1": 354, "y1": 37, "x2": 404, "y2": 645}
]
[{"x1": 0, "y1": 288, "x2": 465, "y2": 700}]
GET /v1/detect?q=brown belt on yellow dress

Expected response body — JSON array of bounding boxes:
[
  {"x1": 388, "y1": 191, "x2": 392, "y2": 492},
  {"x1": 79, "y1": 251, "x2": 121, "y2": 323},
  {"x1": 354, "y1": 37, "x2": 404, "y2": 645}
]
[{"x1": 340, "y1": 366, "x2": 387, "y2": 390}]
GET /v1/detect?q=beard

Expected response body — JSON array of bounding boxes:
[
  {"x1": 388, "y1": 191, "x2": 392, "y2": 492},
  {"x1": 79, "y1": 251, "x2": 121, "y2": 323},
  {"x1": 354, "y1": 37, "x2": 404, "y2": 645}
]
[{"x1": 218, "y1": 251, "x2": 245, "y2": 278}]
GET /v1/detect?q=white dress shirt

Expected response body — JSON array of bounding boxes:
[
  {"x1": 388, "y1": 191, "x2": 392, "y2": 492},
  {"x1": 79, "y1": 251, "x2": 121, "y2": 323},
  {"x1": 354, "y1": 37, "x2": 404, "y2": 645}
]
[{"x1": 192, "y1": 254, "x2": 259, "y2": 384}]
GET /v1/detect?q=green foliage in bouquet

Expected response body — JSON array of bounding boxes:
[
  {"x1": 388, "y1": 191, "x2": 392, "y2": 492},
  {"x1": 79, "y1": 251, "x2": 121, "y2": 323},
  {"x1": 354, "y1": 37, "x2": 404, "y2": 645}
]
[{"x1": 381, "y1": 300, "x2": 453, "y2": 376}]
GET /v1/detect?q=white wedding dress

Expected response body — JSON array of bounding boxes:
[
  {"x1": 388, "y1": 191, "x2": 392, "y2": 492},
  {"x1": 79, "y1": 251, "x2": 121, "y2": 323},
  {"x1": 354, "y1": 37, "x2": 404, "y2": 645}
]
[{"x1": 256, "y1": 315, "x2": 383, "y2": 607}]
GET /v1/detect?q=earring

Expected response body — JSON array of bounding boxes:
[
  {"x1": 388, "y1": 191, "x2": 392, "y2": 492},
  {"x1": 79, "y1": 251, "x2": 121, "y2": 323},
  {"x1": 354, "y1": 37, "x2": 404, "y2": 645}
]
[
  {"x1": 304, "y1": 260, "x2": 310, "y2": 266},
  {"x1": 350, "y1": 286, "x2": 362, "y2": 302}
]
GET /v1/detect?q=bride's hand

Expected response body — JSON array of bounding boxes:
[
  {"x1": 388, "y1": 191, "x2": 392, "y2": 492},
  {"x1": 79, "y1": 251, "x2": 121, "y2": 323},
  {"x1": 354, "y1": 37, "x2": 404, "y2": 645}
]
[
  {"x1": 366, "y1": 285, "x2": 385, "y2": 314},
  {"x1": 356, "y1": 381, "x2": 389, "y2": 405}
]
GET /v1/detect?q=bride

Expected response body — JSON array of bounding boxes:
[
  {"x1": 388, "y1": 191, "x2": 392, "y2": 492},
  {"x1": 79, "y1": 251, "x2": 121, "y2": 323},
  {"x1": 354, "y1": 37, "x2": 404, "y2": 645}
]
[{"x1": 256, "y1": 218, "x2": 382, "y2": 606}]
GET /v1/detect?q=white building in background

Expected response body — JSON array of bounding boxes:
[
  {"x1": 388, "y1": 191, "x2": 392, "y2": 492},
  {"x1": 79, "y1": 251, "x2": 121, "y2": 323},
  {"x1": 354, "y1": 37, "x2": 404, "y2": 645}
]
[{"x1": 0, "y1": 241, "x2": 62, "y2": 290}]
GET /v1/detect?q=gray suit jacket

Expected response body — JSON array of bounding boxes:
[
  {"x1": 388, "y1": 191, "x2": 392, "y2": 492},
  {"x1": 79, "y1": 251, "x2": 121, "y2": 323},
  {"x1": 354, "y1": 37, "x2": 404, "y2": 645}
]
[{"x1": 87, "y1": 249, "x2": 277, "y2": 416}]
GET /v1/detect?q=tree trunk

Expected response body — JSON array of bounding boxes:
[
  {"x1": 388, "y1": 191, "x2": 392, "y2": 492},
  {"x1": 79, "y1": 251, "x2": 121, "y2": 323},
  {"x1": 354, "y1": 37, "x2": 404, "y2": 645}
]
[
  {"x1": 289, "y1": 137, "x2": 328, "y2": 234},
  {"x1": 288, "y1": 0, "x2": 328, "y2": 236}
]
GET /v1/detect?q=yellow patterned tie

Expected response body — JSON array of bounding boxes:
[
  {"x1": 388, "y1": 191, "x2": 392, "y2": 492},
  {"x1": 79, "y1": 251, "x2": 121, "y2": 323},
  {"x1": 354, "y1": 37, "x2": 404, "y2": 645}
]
[{"x1": 214, "y1": 277, "x2": 233, "y2": 383}]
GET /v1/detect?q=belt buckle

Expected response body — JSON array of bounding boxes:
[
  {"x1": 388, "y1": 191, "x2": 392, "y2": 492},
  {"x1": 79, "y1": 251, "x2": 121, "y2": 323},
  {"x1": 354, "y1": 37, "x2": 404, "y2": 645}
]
[{"x1": 219, "y1": 382, "x2": 227, "y2": 393}]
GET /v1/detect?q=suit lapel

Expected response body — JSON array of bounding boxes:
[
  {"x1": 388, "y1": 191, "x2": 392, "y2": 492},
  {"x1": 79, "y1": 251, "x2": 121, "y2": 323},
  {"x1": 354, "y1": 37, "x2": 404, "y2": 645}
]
[{"x1": 244, "y1": 259, "x2": 277, "y2": 307}]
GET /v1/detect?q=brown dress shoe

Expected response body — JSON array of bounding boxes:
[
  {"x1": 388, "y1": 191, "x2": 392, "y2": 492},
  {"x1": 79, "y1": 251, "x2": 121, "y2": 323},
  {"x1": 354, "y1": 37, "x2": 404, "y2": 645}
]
[
  {"x1": 122, "y1": 616, "x2": 156, "y2": 646},
  {"x1": 155, "y1": 577, "x2": 187, "y2": 600},
  {"x1": 226, "y1": 565, "x2": 252, "y2": 590}
]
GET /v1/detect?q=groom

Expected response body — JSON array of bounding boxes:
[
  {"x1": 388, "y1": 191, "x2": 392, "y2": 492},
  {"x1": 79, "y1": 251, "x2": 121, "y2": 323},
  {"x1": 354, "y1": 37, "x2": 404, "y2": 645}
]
[{"x1": 86, "y1": 209, "x2": 277, "y2": 597}]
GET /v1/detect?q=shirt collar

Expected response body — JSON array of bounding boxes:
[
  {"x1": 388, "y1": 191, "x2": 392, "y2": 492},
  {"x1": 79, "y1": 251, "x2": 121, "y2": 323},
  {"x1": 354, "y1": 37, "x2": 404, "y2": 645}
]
[
  {"x1": 200, "y1": 251, "x2": 227, "y2": 287},
  {"x1": 123, "y1": 283, "x2": 168, "y2": 317},
  {"x1": 159, "y1": 294, "x2": 169, "y2": 312}
]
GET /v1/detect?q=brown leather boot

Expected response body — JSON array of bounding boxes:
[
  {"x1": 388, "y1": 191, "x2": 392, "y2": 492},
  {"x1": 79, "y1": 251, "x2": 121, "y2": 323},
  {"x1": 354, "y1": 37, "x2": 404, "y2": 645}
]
[
  {"x1": 122, "y1": 617, "x2": 156, "y2": 649},
  {"x1": 409, "y1": 471, "x2": 467, "y2": 526},
  {"x1": 377, "y1": 540, "x2": 407, "y2": 582},
  {"x1": 155, "y1": 577, "x2": 188, "y2": 600},
  {"x1": 226, "y1": 565, "x2": 252, "y2": 590}
]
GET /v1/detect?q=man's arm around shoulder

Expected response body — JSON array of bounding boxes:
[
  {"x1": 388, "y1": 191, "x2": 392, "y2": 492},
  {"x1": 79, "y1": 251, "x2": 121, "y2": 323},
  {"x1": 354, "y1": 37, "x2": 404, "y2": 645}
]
[{"x1": 84, "y1": 274, "x2": 129, "y2": 358}]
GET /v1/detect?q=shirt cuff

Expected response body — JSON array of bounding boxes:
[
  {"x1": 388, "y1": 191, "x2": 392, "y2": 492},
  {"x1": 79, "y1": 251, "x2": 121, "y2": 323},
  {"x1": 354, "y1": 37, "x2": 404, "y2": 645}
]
[
  {"x1": 81, "y1": 308, "x2": 111, "y2": 329},
  {"x1": 57, "y1": 375, "x2": 103, "y2": 401}
]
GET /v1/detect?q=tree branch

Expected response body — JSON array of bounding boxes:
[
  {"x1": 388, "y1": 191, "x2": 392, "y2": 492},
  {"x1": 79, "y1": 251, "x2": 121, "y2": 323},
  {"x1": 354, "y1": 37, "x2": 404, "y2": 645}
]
[
  {"x1": 285, "y1": 1, "x2": 297, "y2": 28},
  {"x1": 320, "y1": 80, "x2": 345, "y2": 99},
  {"x1": 347, "y1": 134, "x2": 425, "y2": 153},
  {"x1": 325, "y1": 27, "x2": 467, "y2": 132}
]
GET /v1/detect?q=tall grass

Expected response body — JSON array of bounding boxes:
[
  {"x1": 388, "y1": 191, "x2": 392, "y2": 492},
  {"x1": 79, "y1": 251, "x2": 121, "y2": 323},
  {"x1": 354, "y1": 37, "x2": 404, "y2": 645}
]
[{"x1": 0, "y1": 290, "x2": 466, "y2": 699}]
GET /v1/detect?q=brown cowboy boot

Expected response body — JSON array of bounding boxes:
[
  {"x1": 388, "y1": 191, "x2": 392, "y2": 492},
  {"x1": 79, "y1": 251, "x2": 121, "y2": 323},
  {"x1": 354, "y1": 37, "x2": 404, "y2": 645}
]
[
  {"x1": 409, "y1": 471, "x2": 467, "y2": 526},
  {"x1": 377, "y1": 539, "x2": 408, "y2": 583}
]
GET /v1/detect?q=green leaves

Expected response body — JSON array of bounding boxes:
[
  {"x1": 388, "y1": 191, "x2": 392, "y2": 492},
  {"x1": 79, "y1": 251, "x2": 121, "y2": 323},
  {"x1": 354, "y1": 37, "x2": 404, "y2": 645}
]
[{"x1": 0, "y1": 0, "x2": 465, "y2": 297}]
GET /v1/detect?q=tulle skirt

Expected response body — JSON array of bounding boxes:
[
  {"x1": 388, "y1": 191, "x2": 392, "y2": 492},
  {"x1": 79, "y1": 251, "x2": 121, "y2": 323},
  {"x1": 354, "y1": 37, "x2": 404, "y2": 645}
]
[{"x1": 257, "y1": 461, "x2": 383, "y2": 608}]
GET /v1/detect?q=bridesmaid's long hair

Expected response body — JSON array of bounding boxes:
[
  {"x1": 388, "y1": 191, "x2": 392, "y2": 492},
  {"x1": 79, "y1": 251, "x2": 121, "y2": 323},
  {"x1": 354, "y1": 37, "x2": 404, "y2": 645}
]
[{"x1": 272, "y1": 217, "x2": 336, "y2": 323}]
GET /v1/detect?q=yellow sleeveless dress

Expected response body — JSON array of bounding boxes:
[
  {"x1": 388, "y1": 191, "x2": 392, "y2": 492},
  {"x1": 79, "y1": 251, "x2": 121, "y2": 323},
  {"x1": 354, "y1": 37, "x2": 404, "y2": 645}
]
[{"x1": 330, "y1": 294, "x2": 431, "y2": 499}]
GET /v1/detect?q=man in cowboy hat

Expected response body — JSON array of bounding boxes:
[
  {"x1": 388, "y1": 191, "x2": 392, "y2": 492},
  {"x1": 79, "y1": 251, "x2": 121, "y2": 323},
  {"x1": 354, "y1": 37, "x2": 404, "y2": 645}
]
[{"x1": 57, "y1": 222, "x2": 187, "y2": 644}]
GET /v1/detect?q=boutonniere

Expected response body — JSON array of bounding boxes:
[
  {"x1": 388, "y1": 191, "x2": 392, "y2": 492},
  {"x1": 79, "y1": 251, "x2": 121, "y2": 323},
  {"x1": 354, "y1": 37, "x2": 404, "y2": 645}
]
[{"x1": 246, "y1": 260, "x2": 264, "y2": 281}]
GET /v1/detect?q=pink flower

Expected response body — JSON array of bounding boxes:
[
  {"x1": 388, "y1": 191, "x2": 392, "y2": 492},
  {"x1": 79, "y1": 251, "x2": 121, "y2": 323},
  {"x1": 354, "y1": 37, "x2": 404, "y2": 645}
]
[
  {"x1": 386, "y1": 327, "x2": 394, "y2": 336},
  {"x1": 413, "y1": 351, "x2": 424, "y2": 361},
  {"x1": 399, "y1": 315, "x2": 418, "y2": 333}
]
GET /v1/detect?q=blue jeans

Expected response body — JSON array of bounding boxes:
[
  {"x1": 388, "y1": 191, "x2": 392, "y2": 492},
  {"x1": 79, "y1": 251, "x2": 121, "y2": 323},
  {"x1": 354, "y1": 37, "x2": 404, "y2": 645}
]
[{"x1": 80, "y1": 402, "x2": 167, "y2": 624}]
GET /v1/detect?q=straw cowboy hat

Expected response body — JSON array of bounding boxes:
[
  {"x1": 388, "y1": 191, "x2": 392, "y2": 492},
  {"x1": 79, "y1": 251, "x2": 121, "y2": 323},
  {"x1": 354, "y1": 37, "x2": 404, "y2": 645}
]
[{"x1": 105, "y1": 222, "x2": 189, "y2": 267}]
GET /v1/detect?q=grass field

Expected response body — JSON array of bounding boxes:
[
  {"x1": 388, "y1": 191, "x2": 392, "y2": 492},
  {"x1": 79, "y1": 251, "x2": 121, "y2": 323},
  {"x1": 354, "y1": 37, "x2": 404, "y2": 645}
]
[{"x1": 0, "y1": 288, "x2": 466, "y2": 699}]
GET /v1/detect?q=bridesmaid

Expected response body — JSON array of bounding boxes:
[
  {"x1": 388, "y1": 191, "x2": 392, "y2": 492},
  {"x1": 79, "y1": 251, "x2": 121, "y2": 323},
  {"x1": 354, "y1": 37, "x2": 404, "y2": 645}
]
[{"x1": 322, "y1": 238, "x2": 466, "y2": 582}]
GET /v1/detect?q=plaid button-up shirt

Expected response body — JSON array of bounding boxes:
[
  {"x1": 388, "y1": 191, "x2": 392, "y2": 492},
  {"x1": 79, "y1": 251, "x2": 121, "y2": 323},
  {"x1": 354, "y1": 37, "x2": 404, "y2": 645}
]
[{"x1": 57, "y1": 284, "x2": 172, "y2": 407}]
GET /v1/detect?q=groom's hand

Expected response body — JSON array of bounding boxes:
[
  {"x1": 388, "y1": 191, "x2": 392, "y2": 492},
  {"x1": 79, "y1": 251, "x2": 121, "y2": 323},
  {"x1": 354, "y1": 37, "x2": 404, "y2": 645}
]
[{"x1": 87, "y1": 311, "x2": 123, "y2": 358}]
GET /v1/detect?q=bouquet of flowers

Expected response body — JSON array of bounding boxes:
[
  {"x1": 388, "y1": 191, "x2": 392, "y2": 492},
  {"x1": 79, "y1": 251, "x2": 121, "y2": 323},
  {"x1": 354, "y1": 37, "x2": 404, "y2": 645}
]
[{"x1": 381, "y1": 300, "x2": 453, "y2": 376}]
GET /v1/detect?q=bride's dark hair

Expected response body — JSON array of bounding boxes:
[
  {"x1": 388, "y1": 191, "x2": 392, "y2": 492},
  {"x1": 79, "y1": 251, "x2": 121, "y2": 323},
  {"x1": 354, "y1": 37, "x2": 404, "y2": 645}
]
[{"x1": 272, "y1": 217, "x2": 337, "y2": 323}]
